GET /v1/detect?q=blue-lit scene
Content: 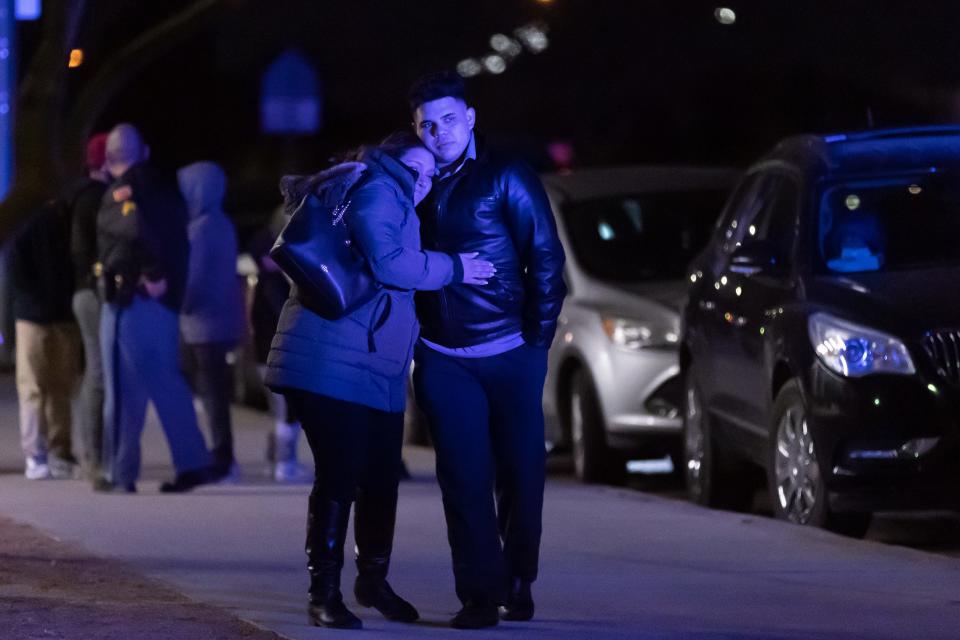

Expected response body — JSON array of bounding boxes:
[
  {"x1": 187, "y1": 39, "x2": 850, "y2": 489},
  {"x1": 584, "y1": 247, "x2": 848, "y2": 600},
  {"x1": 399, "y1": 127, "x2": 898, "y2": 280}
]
[{"x1": 4, "y1": 2, "x2": 960, "y2": 639}]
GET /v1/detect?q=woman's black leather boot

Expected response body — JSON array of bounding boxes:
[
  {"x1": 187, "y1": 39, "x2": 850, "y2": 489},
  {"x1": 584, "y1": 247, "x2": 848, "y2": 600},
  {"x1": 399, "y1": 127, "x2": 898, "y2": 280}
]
[
  {"x1": 306, "y1": 497, "x2": 362, "y2": 629},
  {"x1": 353, "y1": 488, "x2": 419, "y2": 623}
]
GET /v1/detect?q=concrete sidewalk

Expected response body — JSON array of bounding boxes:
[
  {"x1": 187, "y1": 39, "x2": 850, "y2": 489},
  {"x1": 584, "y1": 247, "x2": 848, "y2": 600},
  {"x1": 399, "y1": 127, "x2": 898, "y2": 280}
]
[{"x1": 2, "y1": 376, "x2": 960, "y2": 638}]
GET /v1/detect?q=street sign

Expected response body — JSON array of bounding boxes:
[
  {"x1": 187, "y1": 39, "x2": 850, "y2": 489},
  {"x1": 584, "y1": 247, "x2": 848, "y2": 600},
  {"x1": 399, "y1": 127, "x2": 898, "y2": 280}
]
[{"x1": 261, "y1": 49, "x2": 321, "y2": 135}]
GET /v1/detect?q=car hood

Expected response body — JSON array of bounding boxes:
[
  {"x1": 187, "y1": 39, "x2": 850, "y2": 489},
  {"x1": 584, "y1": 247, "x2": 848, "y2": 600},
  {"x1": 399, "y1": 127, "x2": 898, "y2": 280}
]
[
  {"x1": 574, "y1": 279, "x2": 685, "y2": 321},
  {"x1": 807, "y1": 268, "x2": 960, "y2": 334}
]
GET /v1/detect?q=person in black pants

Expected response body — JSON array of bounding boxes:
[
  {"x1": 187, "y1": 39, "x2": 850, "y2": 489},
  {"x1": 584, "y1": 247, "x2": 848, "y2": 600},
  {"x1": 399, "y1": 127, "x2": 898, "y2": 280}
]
[
  {"x1": 177, "y1": 161, "x2": 245, "y2": 481},
  {"x1": 408, "y1": 71, "x2": 567, "y2": 629},
  {"x1": 265, "y1": 133, "x2": 494, "y2": 629}
]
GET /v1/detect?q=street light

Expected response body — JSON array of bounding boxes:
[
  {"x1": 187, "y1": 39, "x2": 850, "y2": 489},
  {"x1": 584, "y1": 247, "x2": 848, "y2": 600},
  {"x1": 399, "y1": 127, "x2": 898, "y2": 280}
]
[
  {"x1": 714, "y1": 7, "x2": 736, "y2": 25},
  {"x1": 68, "y1": 48, "x2": 84, "y2": 68}
]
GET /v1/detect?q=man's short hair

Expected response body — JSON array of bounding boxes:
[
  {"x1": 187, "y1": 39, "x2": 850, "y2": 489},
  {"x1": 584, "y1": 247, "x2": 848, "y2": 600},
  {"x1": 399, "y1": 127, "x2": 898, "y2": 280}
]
[{"x1": 407, "y1": 70, "x2": 467, "y2": 113}]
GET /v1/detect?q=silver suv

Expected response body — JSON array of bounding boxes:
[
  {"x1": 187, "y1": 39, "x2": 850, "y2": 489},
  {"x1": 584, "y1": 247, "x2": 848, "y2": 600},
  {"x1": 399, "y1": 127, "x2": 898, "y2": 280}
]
[{"x1": 542, "y1": 167, "x2": 738, "y2": 483}]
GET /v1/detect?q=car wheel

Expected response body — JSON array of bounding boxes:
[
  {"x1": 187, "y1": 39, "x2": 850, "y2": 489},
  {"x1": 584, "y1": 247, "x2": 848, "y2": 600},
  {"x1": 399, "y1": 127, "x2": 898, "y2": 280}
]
[
  {"x1": 767, "y1": 379, "x2": 870, "y2": 537},
  {"x1": 683, "y1": 365, "x2": 753, "y2": 510},
  {"x1": 569, "y1": 369, "x2": 624, "y2": 485}
]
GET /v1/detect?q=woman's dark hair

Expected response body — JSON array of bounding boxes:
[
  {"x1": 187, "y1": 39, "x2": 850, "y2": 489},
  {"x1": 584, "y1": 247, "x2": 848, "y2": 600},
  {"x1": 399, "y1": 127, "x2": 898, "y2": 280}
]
[
  {"x1": 406, "y1": 70, "x2": 466, "y2": 113},
  {"x1": 378, "y1": 130, "x2": 425, "y2": 161}
]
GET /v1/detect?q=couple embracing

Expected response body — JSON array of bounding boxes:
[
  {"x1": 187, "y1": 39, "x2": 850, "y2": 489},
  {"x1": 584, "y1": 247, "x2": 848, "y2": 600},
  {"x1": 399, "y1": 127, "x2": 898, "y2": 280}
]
[{"x1": 265, "y1": 70, "x2": 567, "y2": 630}]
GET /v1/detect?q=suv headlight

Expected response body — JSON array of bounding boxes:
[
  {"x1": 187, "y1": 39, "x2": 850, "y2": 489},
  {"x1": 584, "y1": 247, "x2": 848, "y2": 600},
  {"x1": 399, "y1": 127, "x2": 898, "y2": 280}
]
[
  {"x1": 601, "y1": 316, "x2": 679, "y2": 350},
  {"x1": 808, "y1": 312, "x2": 915, "y2": 377}
]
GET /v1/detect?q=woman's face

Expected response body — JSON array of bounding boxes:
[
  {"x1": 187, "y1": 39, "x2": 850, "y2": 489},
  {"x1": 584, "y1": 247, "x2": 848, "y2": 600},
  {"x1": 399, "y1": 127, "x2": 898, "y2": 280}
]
[{"x1": 399, "y1": 146, "x2": 436, "y2": 206}]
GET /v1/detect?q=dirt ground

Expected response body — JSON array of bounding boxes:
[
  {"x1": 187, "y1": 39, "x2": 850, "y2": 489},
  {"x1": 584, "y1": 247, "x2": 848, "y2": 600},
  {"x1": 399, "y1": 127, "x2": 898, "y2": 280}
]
[{"x1": 0, "y1": 516, "x2": 285, "y2": 640}]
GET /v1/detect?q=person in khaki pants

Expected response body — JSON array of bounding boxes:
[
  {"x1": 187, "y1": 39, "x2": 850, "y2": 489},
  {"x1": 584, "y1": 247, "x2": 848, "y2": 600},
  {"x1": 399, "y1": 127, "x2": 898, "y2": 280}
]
[
  {"x1": 15, "y1": 321, "x2": 81, "y2": 478},
  {"x1": 9, "y1": 197, "x2": 82, "y2": 480}
]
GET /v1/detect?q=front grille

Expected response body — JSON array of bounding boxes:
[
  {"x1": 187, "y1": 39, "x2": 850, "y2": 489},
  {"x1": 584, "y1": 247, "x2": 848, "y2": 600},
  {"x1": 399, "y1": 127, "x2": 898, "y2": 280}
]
[{"x1": 923, "y1": 329, "x2": 960, "y2": 384}]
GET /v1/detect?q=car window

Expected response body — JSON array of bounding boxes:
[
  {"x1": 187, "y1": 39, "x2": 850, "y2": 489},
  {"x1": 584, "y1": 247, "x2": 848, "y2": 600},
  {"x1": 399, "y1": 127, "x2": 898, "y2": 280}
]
[
  {"x1": 743, "y1": 175, "x2": 800, "y2": 264},
  {"x1": 719, "y1": 173, "x2": 779, "y2": 255},
  {"x1": 818, "y1": 172, "x2": 960, "y2": 273},
  {"x1": 561, "y1": 190, "x2": 729, "y2": 283}
]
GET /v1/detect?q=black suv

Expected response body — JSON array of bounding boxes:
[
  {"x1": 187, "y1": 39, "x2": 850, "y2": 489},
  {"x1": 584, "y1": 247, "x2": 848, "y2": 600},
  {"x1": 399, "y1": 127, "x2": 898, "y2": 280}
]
[{"x1": 681, "y1": 126, "x2": 960, "y2": 535}]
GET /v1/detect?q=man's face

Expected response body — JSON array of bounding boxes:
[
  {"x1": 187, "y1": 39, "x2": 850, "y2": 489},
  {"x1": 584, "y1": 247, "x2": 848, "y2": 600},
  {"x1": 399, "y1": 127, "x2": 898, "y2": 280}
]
[{"x1": 413, "y1": 97, "x2": 476, "y2": 167}]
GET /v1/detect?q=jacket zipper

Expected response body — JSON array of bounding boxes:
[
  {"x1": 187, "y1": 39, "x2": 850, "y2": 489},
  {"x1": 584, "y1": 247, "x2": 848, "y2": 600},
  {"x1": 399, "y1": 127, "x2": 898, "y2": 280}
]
[{"x1": 434, "y1": 183, "x2": 452, "y2": 322}]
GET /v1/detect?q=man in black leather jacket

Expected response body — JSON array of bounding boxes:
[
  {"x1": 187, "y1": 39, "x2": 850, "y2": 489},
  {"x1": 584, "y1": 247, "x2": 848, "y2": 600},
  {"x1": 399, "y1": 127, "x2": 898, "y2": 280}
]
[{"x1": 408, "y1": 71, "x2": 566, "y2": 629}]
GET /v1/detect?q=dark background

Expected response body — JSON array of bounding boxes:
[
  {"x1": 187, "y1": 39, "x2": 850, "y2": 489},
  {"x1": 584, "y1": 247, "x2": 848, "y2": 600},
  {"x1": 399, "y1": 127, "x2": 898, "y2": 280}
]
[{"x1": 18, "y1": 1, "x2": 960, "y2": 219}]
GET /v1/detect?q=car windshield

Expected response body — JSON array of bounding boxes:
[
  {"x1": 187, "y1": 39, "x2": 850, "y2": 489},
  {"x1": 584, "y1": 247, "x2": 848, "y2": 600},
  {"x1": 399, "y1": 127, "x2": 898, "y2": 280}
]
[
  {"x1": 561, "y1": 190, "x2": 727, "y2": 282},
  {"x1": 818, "y1": 171, "x2": 960, "y2": 274}
]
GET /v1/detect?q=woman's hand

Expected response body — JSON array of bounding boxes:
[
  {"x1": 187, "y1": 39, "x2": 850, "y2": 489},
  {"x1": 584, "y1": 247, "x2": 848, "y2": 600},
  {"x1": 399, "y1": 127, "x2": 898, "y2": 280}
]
[{"x1": 459, "y1": 252, "x2": 496, "y2": 285}]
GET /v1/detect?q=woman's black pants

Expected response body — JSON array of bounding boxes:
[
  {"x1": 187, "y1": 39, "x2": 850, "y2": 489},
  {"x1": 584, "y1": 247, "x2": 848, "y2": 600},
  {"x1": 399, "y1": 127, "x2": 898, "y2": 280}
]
[{"x1": 284, "y1": 389, "x2": 405, "y2": 602}]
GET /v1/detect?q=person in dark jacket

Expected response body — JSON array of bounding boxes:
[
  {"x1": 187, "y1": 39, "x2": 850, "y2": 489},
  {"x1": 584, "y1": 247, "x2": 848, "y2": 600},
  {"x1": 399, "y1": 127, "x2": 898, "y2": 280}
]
[
  {"x1": 178, "y1": 161, "x2": 245, "y2": 481},
  {"x1": 9, "y1": 196, "x2": 81, "y2": 480},
  {"x1": 408, "y1": 71, "x2": 567, "y2": 629},
  {"x1": 265, "y1": 133, "x2": 495, "y2": 629},
  {"x1": 70, "y1": 132, "x2": 111, "y2": 481},
  {"x1": 95, "y1": 123, "x2": 212, "y2": 493}
]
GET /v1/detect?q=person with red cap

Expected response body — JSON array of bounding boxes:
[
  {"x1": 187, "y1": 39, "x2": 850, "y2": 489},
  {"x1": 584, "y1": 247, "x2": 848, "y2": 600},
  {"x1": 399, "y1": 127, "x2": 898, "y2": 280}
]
[
  {"x1": 69, "y1": 133, "x2": 112, "y2": 482},
  {"x1": 9, "y1": 135, "x2": 109, "y2": 481}
]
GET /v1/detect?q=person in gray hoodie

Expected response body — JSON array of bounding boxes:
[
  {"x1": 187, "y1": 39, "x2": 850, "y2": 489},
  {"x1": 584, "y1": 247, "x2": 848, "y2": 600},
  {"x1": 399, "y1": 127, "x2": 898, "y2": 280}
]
[
  {"x1": 266, "y1": 132, "x2": 495, "y2": 629},
  {"x1": 178, "y1": 161, "x2": 245, "y2": 481}
]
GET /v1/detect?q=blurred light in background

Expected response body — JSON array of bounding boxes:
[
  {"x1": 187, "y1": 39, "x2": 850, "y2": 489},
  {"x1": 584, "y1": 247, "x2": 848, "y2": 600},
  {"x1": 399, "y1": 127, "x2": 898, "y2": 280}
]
[
  {"x1": 68, "y1": 48, "x2": 83, "y2": 68},
  {"x1": 627, "y1": 456, "x2": 674, "y2": 475},
  {"x1": 515, "y1": 24, "x2": 549, "y2": 53},
  {"x1": 490, "y1": 33, "x2": 522, "y2": 58},
  {"x1": 483, "y1": 54, "x2": 506, "y2": 74},
  {"x1": 14, "y1": 0, "x2": 39, "y2": 21},
  {"x1": 546, "y1": 140, "x2": 575, "y2": 171},
  {"x1": 714, "y1": 7, "x2": 736, "y2": 25},
  {"x1": 456, "y1": 57, "x2": 483, "y2": 78},
  {"x1": 457, "y1": 22, "x2": 549, "y2": 78}
]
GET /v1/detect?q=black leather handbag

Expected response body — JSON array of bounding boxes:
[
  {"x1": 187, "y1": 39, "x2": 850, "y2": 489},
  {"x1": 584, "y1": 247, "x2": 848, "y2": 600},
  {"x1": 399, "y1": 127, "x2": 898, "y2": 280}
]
[{"x1": 270, "y1": 171, "x2": 379, "y2": 320}]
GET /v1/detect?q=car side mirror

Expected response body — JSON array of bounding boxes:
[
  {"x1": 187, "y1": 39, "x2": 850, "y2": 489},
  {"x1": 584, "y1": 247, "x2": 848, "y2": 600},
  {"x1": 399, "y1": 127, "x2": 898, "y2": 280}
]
[{"x1": 729, "y1": 240, "x2": 779, "y2": 276}]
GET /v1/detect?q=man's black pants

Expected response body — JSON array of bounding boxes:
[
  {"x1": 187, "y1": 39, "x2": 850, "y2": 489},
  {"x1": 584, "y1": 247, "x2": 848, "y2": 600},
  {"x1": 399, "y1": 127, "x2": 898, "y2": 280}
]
[{"x1": 413, "y1": 342, "x2": 548, "y2": 605}]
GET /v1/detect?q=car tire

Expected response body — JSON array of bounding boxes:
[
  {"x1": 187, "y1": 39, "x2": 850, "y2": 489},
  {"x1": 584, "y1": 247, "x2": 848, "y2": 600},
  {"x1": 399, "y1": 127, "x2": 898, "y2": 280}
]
[
  {"x1": 767, "y1": 379, "x2": 871, "y2": 537},
  {"x1": 683, "y1": 365, "x2": 754, "y2": 511},
  {"x1": 569, "y1": 369, "x2": 625, "y2": 485}
]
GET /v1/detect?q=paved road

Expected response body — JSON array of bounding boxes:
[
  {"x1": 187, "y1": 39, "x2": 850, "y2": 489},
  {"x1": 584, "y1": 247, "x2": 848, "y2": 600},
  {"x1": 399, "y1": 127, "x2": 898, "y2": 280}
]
[{"x1": 2, "y1": 377, "x2": 960, "y2": 639}]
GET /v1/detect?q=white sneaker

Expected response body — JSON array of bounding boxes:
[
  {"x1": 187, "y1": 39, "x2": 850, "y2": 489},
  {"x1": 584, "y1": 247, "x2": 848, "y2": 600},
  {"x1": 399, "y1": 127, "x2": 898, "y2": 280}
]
[
  {"x1": 24, "y1": 457, "x2": 51, "y2": 480},
  {"x1": 274, "y1": 461, "x2": 312, "y2": 483},
  {"x1": 48, "y1": 456, "x2": 77, "y2": 480}
]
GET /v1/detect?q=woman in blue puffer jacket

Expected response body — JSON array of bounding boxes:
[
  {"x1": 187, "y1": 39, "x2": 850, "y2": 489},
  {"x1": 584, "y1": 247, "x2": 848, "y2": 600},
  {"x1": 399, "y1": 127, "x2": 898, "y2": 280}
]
[{"x1": 265, "y1": 132, "x2": 494, "y2": 629}]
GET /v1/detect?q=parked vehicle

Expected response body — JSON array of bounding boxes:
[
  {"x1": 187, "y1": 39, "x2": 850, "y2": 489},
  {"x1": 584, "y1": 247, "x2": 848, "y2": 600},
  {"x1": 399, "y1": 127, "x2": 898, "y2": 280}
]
[
  {"x1": 542, "y1": 166, "x2": 738, "y2": 483},
  {"x1": 681, "y1": 126, "x2": 960, "y2": 536}
]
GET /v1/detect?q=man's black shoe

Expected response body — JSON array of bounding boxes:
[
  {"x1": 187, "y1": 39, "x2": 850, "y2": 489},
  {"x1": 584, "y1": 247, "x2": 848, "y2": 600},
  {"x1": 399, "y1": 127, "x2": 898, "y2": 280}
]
[
  {"x1": 354, "y1": 575, "x2": 419, "y2": 622},
  {"x1": 159, "y1": 467, "x2": 213, "y2": 493},
  {"x1": 451, "y1": 600, "x2": 499, "y2": 629},
  {"x1": 500, "y1": 579, "x2": 534, "y2": 621}
]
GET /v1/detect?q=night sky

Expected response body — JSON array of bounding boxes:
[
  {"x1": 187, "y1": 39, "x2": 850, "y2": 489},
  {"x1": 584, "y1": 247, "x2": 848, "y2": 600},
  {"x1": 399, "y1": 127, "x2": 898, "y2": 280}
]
[{"x1": 20, "y1": 1, "x2": 960, "y2": 221}]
